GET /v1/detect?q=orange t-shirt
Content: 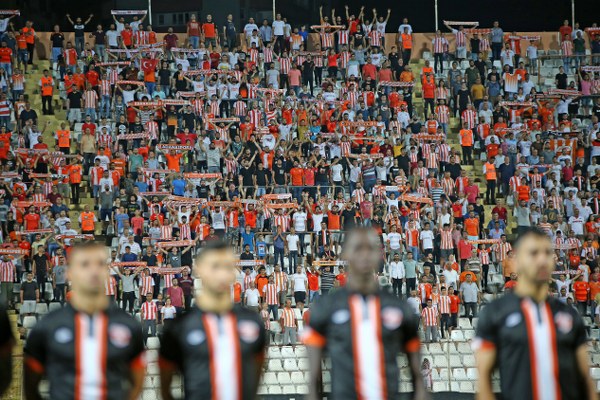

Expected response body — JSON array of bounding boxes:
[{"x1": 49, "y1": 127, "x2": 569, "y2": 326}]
[
  {"x1": 327, "y1": 211, "x2": 341, "y2": 230},
  {"x1": 459, "y1": 129, "x2": 473, "y2": 146},
  {"x1": 290, "y1": 168, "x2": 304, "y2": 186},
  {"x1": 573, "y1": 281, "x2": 590, "y2": 302},
  {"x1": 165, "y1": 153, "x2": 183, "y2": 172},
  {"x1": 464, "y1": 217, "x2": 479, "y2": 236}
]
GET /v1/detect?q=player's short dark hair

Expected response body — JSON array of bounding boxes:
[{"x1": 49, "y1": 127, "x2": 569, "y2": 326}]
[
  {"x1": 195, "y1": 240, "x2": 230, "y2": 262},
  {"x1": 513, "y1": 227, "x2": 550, "y2": 250},
  {"x1": 68, "y1": 241, "x2": 108, "y2": 266},
  {"x1": 342, "y1": 226, "x2": 380, "y2": 253}
]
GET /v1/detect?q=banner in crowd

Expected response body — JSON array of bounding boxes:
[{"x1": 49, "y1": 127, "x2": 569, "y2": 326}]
[
  {"x1": 111, "y1": 10, "x2": 148, "y2": 15},
  {"x1": 156, "y1": 240, "x2": 195, "y2": 248},
  {"x1": 0, "y1": 248, "x2": 28, "y2": 255},
  {"x1": 0, "y1": 10, "x2": 20, "y2": 15},
  {"x1": 443, "y1": 20, "x2": 479, "y2": 26},
  {"x1": 467, "y1": 239, "x2": 501, "y2": 245}
]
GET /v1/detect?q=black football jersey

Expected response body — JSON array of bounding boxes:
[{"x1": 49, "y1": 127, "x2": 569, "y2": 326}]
[
  {"x1": 475, "y1": 292, "x2": 588, "y2": 400},
  {"x1": 304, "y1": 288, "x2": 420, "y2": 400},
  {"x1": 24, "y1": 303, "x2": 145, "y2": 400},
  {"x1": 159, "y1": 305, "x2": 266, "y2": 400}
]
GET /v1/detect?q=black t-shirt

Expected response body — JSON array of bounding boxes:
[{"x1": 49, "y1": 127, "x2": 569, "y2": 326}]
[
  {"x1": 254, "y1": 168, "x2": 270, "y2": 186},
  {"x1": 19, "y1": 109, "x2": 38, "y2": 124},
  {"x1": 341, "y1": 208, "x2": 357, "y2": 229},
  {"x1": 21, "y1": 280, "x2": 39, "y2": 300},
  {"x1": 240, "y1": 166, "x2": 255, "y2": 186},
  {"x1": 67, "y1": 91, "x2": 83, "y2": 109},
  {"x1": 50, "y1": 32, "x2": 65, "y2": 48},
  {"x1": 33, "y1": 254, "x2": 48, "y2": 277},
  {"x1": 91, "y1": 30, "x2": 105, "y2": 45},
  {"x1": 555, "y1": 73, "x2": 568, "y2": 89},
  {"x1": 73, "y1": 24, "x2": 85, "y2": 38},
  {"x1": 273, "y1": 165, "x2": 286, "y2": 185},
  {"x1": 158, "y1": 68, "x2": 171, "y2": 86}
]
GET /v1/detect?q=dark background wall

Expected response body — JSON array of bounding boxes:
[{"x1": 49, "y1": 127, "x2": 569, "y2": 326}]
[{"x1": 3, "y1": 0, "x2": 599, "y2": 32}]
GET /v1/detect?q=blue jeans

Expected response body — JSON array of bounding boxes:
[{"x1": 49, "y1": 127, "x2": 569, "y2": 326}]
[
  {"x1": 95, "y1": 44, "x2": 106, "y2": 61},
  {"x1": 189, "y1": 36, "x2": 200, "y2": 48},
  {"x1": 75, "y1": 36, "x2": 85, "y2": 54},
  {"x1": 268, "y1": 304, "x2": 278, "y2": 320},
  {"x1": 145, "y1": 82, "x2": 155, "y2": 96},
  {"x1": 256, "y1": 186, "x2": 266, "y2": 197},
  {"x1": 409, "y1": 246, "x2": 419, "y2": 261},
  {"x1": 274, "y1": 247, "x2": 285, "y2": 270},
  {"x1": 0, "y1": 62, "x2": 10, "y2": 76},
  {"x1": 291, "y1": 186, "x2": 303, "y2": 201},
  {"x1": 309, "y1": 290, "x2": 320, "y2": 303},
  {"x1": 563, "y1": 57, "x2": 571, "y2": 73},
  {"x1": 51, "y1": 47, "x2": 63, "y2": 63},
  {"x1": 100, "y1": 95, "x2": 111, "y2": 118},
  {"x1": 288, "y1": 251, "x2": 298, "y2": 274},
  {"x1": 85, "y1": 108, "x2": 97, "y2": 122}
]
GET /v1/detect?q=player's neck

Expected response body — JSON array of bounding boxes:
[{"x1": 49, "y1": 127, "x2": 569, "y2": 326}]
[
  {"x1": 515, "y1": 281, "x2": 549, "y2": 303},
  {"x1": 70, "y1": 291, "x2": 110, "y2": 315},
  {"x1": 196, "y1": 292, "x2": 233, "y2": 314},
  {"x1": 346, "y1": 275, "x2": 378, "y2": 295}
]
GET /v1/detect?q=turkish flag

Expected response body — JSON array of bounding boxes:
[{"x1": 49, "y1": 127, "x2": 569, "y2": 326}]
[{"x1": 141, "y1": 58, "x2": 158, "y2": 73}]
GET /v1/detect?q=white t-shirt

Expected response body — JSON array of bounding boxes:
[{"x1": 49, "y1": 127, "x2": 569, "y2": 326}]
[
  {"x1": 331, "y1": 164, "x2": 343, "y2": 182},
  {"x1": 312, "y1": 213, "x2": 324, "y2": 232},
  {"x1": 442, "y1": 269, "x2": 459, "y2": 289},
  {"x1": 420, "y1": 230, "x2": 435, "y2": 250},
  {"x1": 243, "y1": 23, "x2": 259, "y2": 37},
  {"x1": 292, "y1": 273, "x2": 307, "y2": 292},
  {"x1": 272, "y1": 20, "x2": 285, "y2": 36},
  {"x1": 245, "y1": 288, "x2": 260, "y2": 306},
  {"x1": 161, "y1": 306, "x2": 177, "y2": 319},
  {"x1": 293, "y1": 212, "x2": 308, "y2": 232},
  {"x1": 106, "y1": 30, "x2": 119, "y2": 47},
  {"x1": 387, "y1": 232, "x2": 402, "y2": 250},
  {"x1": 287, "y1": 234, "x2": 300, "y2": 251}
]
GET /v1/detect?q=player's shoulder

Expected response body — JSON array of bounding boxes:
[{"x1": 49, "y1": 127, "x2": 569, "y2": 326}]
[
  {"x1": 232, "y1": 304, "x2": 263, "y2": 324},
  {"x1": 478, "y1": 292, "x2": 522, "y2": 323},
  {"x1": 33, "y1": 304, "x2": 76, "y2": 331},
  {"x1": 106, "y1": 304, "x2": 142, "y2": 329}
]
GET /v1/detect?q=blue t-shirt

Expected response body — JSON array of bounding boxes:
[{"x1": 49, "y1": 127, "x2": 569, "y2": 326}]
[
  {"x1": 135, "y1": 181, "x2": 149, "y2": 192},
  {"x1": 241, "y1": 232, "x2": 255, "y2": 251},
  {"x1": 172, "y1": 179, "x2": 186, "y2": 196},
  {"x1": 256, "y1": 241, "x2": 266, "y2": 257},
  {"x1": 122, "y1": 252, "x2": 138, "y2": 262},
  {"x1": 115, "y1": 213, "x2": 130, "y2": 232}
]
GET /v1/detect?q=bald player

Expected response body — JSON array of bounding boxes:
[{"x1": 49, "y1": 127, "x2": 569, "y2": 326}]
[
  {"x1": 475, "y1": 227, "x2": 597, "y2": 400},
  {"x1": 303, "y1": 227, "x2": 428, "y2": 400},
  {"x1": 24, "y1": 242, "x2": 145, "y2": 400},
  {"x1": 159, "y1": 240, "x2": 266, "y2": 400}
]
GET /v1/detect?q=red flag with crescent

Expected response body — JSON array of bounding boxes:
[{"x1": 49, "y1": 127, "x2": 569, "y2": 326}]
[{"x1": 141, "y1": 58, "x2": 158, "y2": 73}]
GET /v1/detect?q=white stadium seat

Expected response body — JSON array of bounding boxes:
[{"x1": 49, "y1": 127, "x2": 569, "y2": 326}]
[
  {"x1": 23, "y1": 316, "x2": 37, "y2": 329},
  {"x1": 267, "y1": 359, "x2": 283, "y2": 372}
]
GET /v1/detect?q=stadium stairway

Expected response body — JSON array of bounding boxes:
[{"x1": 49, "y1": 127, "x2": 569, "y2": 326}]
[{"x1": 25, "y1": 60, "x2": 95, "y2": 234}]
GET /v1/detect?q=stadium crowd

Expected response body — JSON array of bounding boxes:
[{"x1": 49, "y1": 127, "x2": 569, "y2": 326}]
[{"x1": 0, "y1": 7, "x2": 600, "y2": 347}]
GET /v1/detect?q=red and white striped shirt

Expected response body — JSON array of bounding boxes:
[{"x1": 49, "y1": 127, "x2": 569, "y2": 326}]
[
  {"x1": 0, "y1": 260, "x2": 15, "y2": 282},
  {"x1": 141, "y1": 300, "x2": 158, "y2": 320},
  {"x1": 263, "y1": 47, "x2": 274, "y2": 63},
  {"x1": 279, "y1": 58, "x2": 291, "y2": 75},
  {"x1": 436, "y1": 105, "x2": 450, "y2": 124},
  {"x1": 320, "y1": 32, "x2": 334, "y2": 48},
  {"x1": 478, "y1": 249, "x2": 491, "y2": 265},
  {"x1": 273, "y1": 214, "x2": 290, "y2": 232},
  {"x1": 455, "y1": 30, "x2": 467, "y2": 47},
  {"x1": 421, "y1": 306, "x2": 437, "y2": 326},
  {"x1": 140, "y1": 275, "x2": 154, "y2": 296},
  {"x1": 439, "y1": 295, "x2": 451, "y2": 314},
  {"x1": 368, "y1": 31, "x2": 383, "y2": 47},
  {"x1": 83, "y1": 90, "x2": 98, "y2": 108},
  {"x1": 441, "y1": 230, "x2": 454, "y2": 250},
  {"x1": 441, "y1": 177, "x2": 455, "y2": 196},
  {"x1": 263, "y1": 283, "x2": 278, "y2": 305},
  {"x1": 105, "y1": 276, "x2": 117, "y2": 296},
  {"x1": 432, "y1": 37, "x2": 447, "y2": 53},
  {"x1": 273, "y1": 272, "x2": 287, "y2": 292},
  {"x1": 179, "y1": 223, "x2": 192, "y2": 240},
  {"x1": 280, "y1": 307, "x2": 296, "y2": 327},
  {"x1": 160, "y1": 225, "x2": 173, "y2": 240},
  {"x1": 461, "y1": 109, "x2": 477, "y2": 129},
  {"x1": 495, "y1": 242, "x2": 512, "y2": 262},
  {"x1": 338, "y1": 30, "x2": 349, "y2": 45},
  {"x1": 99, "y1": 80, "x2": 111, "y2": 96},
  {"x1": 233, "y1": 100, "x2": 247, "y2": 117},
  {"x1": 561, "y1": 40, "x2": 573, "y2": 56}
]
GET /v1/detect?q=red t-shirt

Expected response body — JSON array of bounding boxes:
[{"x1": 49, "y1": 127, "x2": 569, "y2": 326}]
[{"x1": 24, "y1": 213, "x2": 41, "y2": 230}]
